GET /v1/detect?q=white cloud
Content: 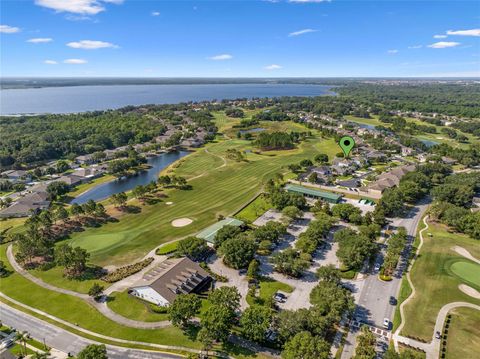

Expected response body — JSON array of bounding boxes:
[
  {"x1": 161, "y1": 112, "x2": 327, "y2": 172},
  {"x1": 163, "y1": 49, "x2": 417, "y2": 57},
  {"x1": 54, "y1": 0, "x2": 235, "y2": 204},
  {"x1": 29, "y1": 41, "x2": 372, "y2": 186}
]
[
  {"x1": 27, "y1": 37, "x2": 53, "y2": 43},
  {"x1": 208, "y1": 54, "x2": 233, "y2": 60},
  {"x1": 0, "y1": 25, "x2": 20, "y2": 33},
  {"x1": 151, "y1": 11, "x2": 160, "y2": 16},
  {"x1": 387, "y1": 49, "x2": 399, "y2": 54},
  {"x1": 428, "y1": 41, "x2": 461, "y2": 49},
  {"x1": 433, "y1": 34, "x2": 447, "y2": 39},
  {"x1": 67, "y1": 40, "x2": 118, "y2": 49},
  {"x1": 408, "y1": 45, "x2": 422, "y2": 49},
  {"x1": 64, "y1": 58, "x2": 87, "y2": 64},
  {"x1": 288, "y1": 28, "x2": 317, "y2": 37},
  {"x1": 44, "y1": 60, "x2": 58, "y2": 64},
  {"x1": 264, "y1": 64, "x2": 282, "y2": 70},
  {"x1": 35, "y1": 0, "x2": 123, "y2": 15},
  {"x1": 447, "y1": 29, "x2": 480, "y2": 37}
]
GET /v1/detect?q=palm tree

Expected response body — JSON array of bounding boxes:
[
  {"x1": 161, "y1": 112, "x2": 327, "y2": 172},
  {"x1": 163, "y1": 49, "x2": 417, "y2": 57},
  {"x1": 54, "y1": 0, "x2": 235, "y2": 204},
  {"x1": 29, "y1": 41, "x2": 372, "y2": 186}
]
[{"x1": 15, "y1": 331, "x2": 29, "y2": 356}]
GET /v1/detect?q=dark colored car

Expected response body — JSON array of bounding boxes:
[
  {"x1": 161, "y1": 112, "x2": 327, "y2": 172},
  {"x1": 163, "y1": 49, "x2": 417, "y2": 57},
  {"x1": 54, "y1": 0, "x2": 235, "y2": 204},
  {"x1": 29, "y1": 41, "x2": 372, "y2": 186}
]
[{"x1": 389, "y1": 296, "x2": 397, "y2": 305}]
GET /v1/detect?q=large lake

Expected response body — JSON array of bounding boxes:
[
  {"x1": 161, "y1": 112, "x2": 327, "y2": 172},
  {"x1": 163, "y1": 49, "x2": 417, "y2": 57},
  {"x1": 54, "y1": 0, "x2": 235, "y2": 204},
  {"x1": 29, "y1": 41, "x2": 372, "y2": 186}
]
[
  {"x1": 0, "y1": 83, "x2": 334, "y2": 115},
  {"x1": 72, "y1": 150, "x2": 189, "y2": 205}
]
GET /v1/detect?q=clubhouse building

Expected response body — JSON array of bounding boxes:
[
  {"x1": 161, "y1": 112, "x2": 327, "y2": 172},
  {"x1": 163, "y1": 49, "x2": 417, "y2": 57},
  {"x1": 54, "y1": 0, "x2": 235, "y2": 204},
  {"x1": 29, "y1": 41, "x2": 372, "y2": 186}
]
[
  {"x1": 129, "y1": 257, "x2": 211, "y2": 307},
  {"x1": 284, "y1": 183, "x2": 343, "y2": 204}
]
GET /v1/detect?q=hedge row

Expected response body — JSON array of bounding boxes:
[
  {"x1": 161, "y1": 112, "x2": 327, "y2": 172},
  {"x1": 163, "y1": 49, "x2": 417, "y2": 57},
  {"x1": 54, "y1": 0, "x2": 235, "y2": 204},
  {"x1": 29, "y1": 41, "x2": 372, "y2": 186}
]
[{"x1": 102, "y1": 257, "x2": 154, "y2": 283}]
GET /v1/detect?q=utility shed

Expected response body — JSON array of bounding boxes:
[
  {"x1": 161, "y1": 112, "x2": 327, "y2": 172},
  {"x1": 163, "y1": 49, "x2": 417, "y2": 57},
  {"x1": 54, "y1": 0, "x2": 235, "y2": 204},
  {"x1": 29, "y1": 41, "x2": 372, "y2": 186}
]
[
  {"x1": 197, "y1": 217, "x2": 244, "y2": 244},
  {"x1": 284, "y1": 183, "x2": 342, "y2": 204}
]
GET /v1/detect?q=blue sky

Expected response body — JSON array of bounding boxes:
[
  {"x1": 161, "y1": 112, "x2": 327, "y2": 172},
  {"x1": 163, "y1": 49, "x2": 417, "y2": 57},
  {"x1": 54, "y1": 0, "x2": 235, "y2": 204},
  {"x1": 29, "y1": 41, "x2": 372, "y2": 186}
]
[{"x1": 1, "y1": 0, "x2": 479, "y2": 77}]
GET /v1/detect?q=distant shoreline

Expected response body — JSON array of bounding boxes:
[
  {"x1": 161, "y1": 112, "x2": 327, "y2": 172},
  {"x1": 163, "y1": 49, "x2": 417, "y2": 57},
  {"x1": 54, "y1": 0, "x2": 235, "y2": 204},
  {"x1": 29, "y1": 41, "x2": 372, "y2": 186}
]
[{"x1": 1, "y1": 77, "x2": 475, "y2": 90}]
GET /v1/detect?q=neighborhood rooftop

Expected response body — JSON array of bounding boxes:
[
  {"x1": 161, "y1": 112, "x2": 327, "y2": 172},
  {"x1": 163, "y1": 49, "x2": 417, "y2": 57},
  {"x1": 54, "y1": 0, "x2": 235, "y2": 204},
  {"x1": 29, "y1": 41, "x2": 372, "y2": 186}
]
[{"x1": 285, "y1": 183, "x2": 343, "y2": 203}]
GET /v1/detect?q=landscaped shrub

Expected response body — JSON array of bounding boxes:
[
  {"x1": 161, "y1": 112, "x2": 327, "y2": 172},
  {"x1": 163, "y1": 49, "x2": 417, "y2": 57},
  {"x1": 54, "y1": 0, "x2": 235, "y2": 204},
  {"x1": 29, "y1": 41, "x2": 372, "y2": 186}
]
[
  {"x1": 102, "y1": 257, "x2": 154, "y2": 283},
  {"x1": 200, "y1": 262, "x2": 228, "y2": 282}
]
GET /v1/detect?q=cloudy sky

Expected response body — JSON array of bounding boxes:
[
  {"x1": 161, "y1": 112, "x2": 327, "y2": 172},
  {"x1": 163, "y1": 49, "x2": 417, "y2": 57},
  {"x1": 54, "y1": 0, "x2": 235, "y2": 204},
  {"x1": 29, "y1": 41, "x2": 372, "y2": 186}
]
[{"x1": 1, "y1": 0, "x2": 479, "y2": 77}]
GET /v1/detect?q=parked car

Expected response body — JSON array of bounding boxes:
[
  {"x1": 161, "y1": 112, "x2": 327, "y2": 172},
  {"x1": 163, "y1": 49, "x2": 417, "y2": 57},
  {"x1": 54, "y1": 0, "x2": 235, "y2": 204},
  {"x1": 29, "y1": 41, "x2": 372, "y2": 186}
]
[
  {"x1": 383, "y1": 318, "x2": 390, "y2": 329},
  {"x1": 389, "y1": 296, "x2": 397, "y2": 305},
  {"x1": 273, "y1": 292, "x2": 287, "y2": 303},
  {"x1": 374, "y1": 263, "x2": 381, "y2": 271},
  {"x1": 0, "y1": 339, "x2": 14, "y2": 349},
  {"x1": 435, "y1": 331, "x2": 441, "y2": 339}
]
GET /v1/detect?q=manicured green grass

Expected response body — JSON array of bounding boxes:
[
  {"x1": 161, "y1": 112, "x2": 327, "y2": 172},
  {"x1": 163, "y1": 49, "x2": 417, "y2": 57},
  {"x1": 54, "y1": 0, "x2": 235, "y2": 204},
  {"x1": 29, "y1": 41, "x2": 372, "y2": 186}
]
[
  {"x1": 446, "y1": 307, "x2": 480, "y2": 359},
  {"x1": 0, "y1": 217, "x2": 27, "y2": 234},
  {"x1": 401, "y1": 222, "x2": 480, "y2": 341},
  {"x1": 392, "y1": 277, "x2": 413, "y2": 332},
  {"x1": 156, "y1": 241, "x2": 179, "y2": 255},
  {"x1": 449, "y1": 261, "x2": 480, "y2": 287},
  {"x1": 66, "y1": 122, "x2": 333, "y2": 267},
  {"x1": 246, "y1": 277, "x2": 293, "y2": 306},
  {"x1": 28, "y1": 264, "x2": 109, "y2": 294},
  {"x1": 9, "y1": 343, "x2": 35, "y2": 357},
  {"x1": 235, "y1": 194, "x2": 272, "y2": 223},
  {"x1": 107, "y1": 291, "x2": 169, "y2": 322}
]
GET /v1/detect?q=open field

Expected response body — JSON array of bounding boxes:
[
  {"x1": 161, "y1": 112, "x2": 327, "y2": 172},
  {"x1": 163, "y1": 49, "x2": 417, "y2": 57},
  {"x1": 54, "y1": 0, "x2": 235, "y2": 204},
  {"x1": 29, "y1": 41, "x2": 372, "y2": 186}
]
[
  {"x1": 235, "y1": 194, "x2": 272, "y2": 223},
  {"x1": 65, "y1": 119, "x2": 336, "y2": 267},
  {"x1": 445, "y1": 307, "x2": 480, "y2": 359},
  {"x1": 401, "y1": 221, "x2": 480, "y2": 341},
  {"x1": 107, "y1": 291, "x2": 169, "y2": 322}
]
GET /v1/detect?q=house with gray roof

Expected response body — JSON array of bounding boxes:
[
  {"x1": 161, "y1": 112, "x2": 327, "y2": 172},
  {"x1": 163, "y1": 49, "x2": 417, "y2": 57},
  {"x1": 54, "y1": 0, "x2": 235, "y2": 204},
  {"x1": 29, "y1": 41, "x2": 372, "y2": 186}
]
[{"x1": 129, "y1": 257, "x2": 211, "y2": 307}]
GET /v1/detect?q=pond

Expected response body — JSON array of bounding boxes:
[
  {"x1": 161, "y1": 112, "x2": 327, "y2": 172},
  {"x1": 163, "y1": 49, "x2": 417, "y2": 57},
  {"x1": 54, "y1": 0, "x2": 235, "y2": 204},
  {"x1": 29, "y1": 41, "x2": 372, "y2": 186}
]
[
  {"x1": 420, "y1": 139, "x2": 439, "y2": 147},
  {"x1": 72, "y1": 150, "x2": 190, "y2": 205}
]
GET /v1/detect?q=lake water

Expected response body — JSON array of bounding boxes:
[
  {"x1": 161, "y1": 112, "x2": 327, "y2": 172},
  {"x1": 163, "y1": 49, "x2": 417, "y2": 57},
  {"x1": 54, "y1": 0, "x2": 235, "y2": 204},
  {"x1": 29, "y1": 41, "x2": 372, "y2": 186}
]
[
  {"x1": 239, "y1": 127, "x2": 266, "y2": 134},
  {"x1": 420, "y1": 139, "x2": 439, "y2": 147},
  {"x1": 72, "y1": 150, "x2": 189, "y2": 205},
  {"x1": 0, "y1": 83, "x2": 334, "y2": 115}
]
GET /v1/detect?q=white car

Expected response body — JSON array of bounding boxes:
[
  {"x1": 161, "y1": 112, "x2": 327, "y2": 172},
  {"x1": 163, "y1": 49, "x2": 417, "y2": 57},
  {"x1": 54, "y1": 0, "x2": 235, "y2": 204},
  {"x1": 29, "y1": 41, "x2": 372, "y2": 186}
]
[{"x1": 383, "y1": 318, "x2": 390, "y2": 329}]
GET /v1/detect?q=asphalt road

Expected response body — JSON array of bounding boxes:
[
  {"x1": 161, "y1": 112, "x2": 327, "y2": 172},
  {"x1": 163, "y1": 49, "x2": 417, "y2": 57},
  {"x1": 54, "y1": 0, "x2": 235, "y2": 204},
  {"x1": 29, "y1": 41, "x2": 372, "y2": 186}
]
[
  {"x1": 0, "y1": 304, "x2": 183, "y2": 359},
  {"x1": 341, "y1": 198, "x2": 430, "y2": 359}
]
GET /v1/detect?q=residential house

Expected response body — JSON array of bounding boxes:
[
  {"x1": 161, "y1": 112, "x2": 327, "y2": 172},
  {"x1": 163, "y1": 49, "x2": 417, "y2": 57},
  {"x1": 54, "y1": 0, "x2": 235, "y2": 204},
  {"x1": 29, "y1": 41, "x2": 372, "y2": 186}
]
[
  {"x1": 74, "y1": 154, "x2": 95, "y2": 165},
  {"x1": 129, "y1": 257, "x2": 211, "y2": 307},
  {"x1": 0, "y1": 191, "x2": 50, "y2": 218},
  {"x1": 57, "y1": 174, "x2": 84, "y2": 187},
  {"x1": 360, "y1": 165, "x2": 415, "y2": 197},
  {"x1": 1, "y1": 170, "x2": 31, "y2": 184}
]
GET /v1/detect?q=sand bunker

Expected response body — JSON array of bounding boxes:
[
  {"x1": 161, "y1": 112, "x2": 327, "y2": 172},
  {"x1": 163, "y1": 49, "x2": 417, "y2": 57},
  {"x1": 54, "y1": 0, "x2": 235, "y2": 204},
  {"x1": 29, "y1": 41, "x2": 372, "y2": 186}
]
[
  {"x1": 166, "y1": 202, "x2": 173, "y2": 205},
  {"x1": 452, "y1": 246, "x2": 480, "y2": 265},
  {"x1": 458, "y1": 284, "x2": 480, "y2": 299},
  {"x1": 171, "y1": 218, "x2": 192, "y2": 227}
]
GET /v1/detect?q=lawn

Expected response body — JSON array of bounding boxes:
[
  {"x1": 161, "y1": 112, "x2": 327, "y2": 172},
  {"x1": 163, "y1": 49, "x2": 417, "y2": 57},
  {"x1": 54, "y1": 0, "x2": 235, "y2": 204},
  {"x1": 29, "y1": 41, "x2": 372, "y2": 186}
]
[
  {"x1": 65, "y1": 122, "x2": 334, "y2": 267},
  {"x1": 107, "y1": 290, "x2": 169, "y2": 322},
  {"x1": 246, "y1": 277, "x2": 293, "y2": 306},
  {"x1": 401, "y1": 221, "x2": 480, "y2": 341},
  {"x1": 156, "y1": 241, "x2": 179, "y2": 255},
  {"x1": 445, "y1": 307, "x2": 480, "y2": 359},
  {"x1": 235, "y1": 194, "x2": 272, "y2": 223},
  {"x1": 28, "y1": 264, "x2": 109, "y2": 294}
]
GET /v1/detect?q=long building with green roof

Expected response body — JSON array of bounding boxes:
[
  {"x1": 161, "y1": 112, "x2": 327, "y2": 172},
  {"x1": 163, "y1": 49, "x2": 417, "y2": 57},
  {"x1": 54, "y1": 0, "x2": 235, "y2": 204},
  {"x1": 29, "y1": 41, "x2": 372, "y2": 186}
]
[
  {"x1": 197, "y1": 217, "x2": 245, "y2": 244},
  {"x1": 284, "y1": 183, "x2": 342, "y2": 203}
]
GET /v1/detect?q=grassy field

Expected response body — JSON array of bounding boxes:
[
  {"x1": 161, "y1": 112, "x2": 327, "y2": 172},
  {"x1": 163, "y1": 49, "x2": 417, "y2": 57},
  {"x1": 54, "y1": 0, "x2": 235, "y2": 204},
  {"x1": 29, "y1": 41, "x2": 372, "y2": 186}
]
[
  {"x1": 235, "y1": 194, "x2": 272, "y2": 223},
  {"x1": 64, "y1": 119, "x2": 337, "y2": 267},
  {"x1": 246, "y1": 277, "x2": 293, "y2": 306},
  {"x1": 445, "y1": 307, "x2": 480, "y2": 359},
  {"x1": 28, "y1": 264, "x2": 109, "y2": 294},
  {"x1": 107, "y1": 291, "x2": 169, "y2": 322},
  {"x1": 401, "y1": 221, "x2": 480, "y2": 341}
]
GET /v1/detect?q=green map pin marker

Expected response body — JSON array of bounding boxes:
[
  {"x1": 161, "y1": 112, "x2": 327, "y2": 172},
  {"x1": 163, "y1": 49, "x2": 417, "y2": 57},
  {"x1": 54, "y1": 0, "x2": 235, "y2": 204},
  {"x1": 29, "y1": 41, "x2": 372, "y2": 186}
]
[{"x1": 339, "y1": 136, "x2": 355, "y2": 157}]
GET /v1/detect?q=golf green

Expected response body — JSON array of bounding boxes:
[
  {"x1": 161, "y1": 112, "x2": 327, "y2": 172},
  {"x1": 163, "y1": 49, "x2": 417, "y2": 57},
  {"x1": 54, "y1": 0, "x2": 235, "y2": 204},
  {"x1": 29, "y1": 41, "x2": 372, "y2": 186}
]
[{"x1": 450, "y1": 261, "x2": 480, "y2": 288}]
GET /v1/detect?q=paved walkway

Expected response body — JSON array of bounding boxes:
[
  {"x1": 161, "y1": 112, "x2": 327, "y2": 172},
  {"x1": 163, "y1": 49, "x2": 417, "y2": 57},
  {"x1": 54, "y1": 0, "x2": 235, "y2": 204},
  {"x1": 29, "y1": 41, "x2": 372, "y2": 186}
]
[{"x1": 6, "y1": 244, "x2": 171, "y2": 329}]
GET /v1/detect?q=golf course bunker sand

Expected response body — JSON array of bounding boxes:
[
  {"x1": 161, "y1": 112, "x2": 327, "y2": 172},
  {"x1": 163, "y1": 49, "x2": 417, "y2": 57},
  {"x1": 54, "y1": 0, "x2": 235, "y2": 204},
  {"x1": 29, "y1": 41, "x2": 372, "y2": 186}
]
[
  {"x1": 458, "y1": 284, "x2": 480, "y2": 299},
  {"x1": 171, "y1": 218, "x2": 193, "y2": 227},
  {"x1": 452, "y1": 246, "x2": 480, "y2": 265},
  {"x1": 166, "y1": 202, "x2": 173, "y2": 205}
]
